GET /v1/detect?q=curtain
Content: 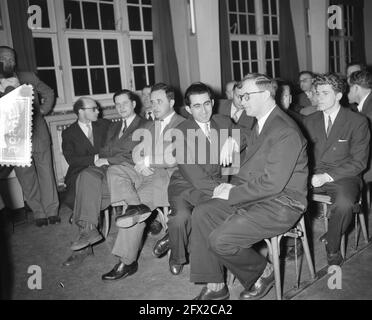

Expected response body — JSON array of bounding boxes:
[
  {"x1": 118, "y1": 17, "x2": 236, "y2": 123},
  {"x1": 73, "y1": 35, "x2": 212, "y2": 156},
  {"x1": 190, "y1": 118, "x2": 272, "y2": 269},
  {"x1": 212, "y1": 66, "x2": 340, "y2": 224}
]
[
  {"x1": 279, "y1": 0, "x2": 299, "y2": 84},
  {"x1": 219, "y1": 0, "x2": 232, "y2": 94},
  {"x1": 7, "y1": 0, "x2": 37, "y2": 73},
  {"x1": 151, "y1": 0, "x2": 180, "y2": 91}
]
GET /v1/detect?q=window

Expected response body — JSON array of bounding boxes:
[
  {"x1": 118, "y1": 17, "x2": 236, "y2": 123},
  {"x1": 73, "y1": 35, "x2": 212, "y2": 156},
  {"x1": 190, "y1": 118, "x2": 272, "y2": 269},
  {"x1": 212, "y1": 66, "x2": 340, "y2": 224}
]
[
  {"x1": 228, "y1": 0, "x2": 280, "y2": 80},
  {"x1": 329, "y1": 5, "x2": 354, "y2": 74},
  {"x1": 28, "y1": 0, "x2": 154, "y2": 111}
]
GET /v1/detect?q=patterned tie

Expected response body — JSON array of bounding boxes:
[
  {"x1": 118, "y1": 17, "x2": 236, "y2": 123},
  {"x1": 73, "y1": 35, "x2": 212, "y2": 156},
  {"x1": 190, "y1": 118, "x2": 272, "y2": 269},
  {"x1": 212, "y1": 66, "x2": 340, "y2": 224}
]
[
  {"x1": 119, "y1": 120, "x2": 127, "y2": 139},
  {"x1": 146, "y1": 111, "x2": 154, "y2": 121},
  {"x1": 232, "y1": 110, "x2": 240, "y2": 124},
  {"x1": 326, "y1": 115, "x2": 333, "y2": 138},
  {"x1": 86, "y1": 123, "x2": 94, "y2": 145},
  {"x1": 205, "y1": 122, "x2": 211, "y2": 142}
]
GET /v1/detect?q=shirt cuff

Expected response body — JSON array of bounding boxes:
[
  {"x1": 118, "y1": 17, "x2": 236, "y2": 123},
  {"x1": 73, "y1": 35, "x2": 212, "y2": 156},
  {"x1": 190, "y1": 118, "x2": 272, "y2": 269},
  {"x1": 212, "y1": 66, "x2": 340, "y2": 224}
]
[
  {"x1": 94, "y1": 154, "x2": 99, "y2": 162},
  {"x1": 144, "y1": 156, "x2": 150, "y2": 167},
  {"x1": 324, "y1": 173, "x2": 334, "y2": 183}
]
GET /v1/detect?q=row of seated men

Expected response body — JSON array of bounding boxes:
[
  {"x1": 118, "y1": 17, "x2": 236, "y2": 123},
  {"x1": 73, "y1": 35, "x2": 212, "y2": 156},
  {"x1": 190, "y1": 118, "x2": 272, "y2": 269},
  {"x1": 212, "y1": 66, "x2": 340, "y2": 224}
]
[{"x1": 61, "y1": 71, "x2": 371, "y2": 300}]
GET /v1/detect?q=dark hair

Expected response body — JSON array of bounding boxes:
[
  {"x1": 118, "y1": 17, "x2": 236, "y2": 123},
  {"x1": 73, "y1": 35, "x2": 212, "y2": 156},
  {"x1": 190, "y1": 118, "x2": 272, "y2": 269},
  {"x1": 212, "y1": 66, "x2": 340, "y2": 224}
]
[
  {"x1": 237, "y1": 73, "x2": 276, "y2": 98},
  {"x1": 313, "y1": 73, "x2": 345, "y2": 94},
  {"x1": 349, "y1": 70, "x2": 372, "y2": 89},
  {"x1": 151, "y1": 83, "x2": 175, "y2": 101},
  {"x1": 184, "y1": 82, "x2": 213, "y2": 106},
  {"x1": 113, "y1": 89, "x2": 136, "y2": 103},
  {"x1": 274, "y1": 79, "x2": 292, "y2": 106},
  {"x1": 72, "y1": 97, "x2": 96, "y2": 115},
  {"x1": 299, "y1": 71, "x2": 314, "y2": 79}
]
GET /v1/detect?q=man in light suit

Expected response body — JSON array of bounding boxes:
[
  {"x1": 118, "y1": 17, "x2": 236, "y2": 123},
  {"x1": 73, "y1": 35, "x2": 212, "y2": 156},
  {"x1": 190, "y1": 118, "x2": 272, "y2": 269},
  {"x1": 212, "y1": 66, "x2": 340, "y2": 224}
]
[
  {"x1": 101, "y1": 83, "x2": 185, "y2": 281},
  {"x1": 191, "y1": 74, "x2": 309, "y2": 300},
  {"x1": 303, "y1": 73, "x2": 370, "y2": 266},
  {"x1": 70, "y1": 89, "x2": 148, "y2": 252},
  {"x1": 153, "y1": 82, "x2": 233, "y2": 275},
  {"x1": 62, "y1": 98, "x2": 110, "y2": 210},
  {"x1": 0, "y1": 46, "x2": 59, "y2": 227}
]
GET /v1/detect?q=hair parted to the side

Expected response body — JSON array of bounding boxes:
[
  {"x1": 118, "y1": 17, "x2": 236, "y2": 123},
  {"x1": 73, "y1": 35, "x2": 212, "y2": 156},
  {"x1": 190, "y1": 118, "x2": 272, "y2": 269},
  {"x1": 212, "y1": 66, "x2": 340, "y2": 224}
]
[
  {"x1": 349, "y1": 70, "x2": 372, "y2": 90},
  {"x1": 237, "y1": 73, "x2": 276, "y2": 98},
  {"x1": 113, "y1": 89, "x2": 136, "y2": 103},
  {"x1": 151, "y1": 83, "x2": 175, "y2": 101},
  {"x1": 313, "y1": 73, "x2": 346, "y2": 94}
]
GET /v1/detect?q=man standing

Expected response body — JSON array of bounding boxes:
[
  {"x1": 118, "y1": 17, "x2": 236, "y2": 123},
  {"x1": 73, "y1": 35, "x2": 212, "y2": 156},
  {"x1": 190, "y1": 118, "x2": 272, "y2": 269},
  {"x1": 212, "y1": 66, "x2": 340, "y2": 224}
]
[
  {"x1": 153, "y1": 82, "x2": 233, "y2": 275},
  {"x1": 303, "y1": 73, "x2": 370, "y2": 266},
  {"x1": 101, "y1": 83, "x2": 185, "y2": 281},
  {"x1": 0, "y1": 46, "x2": 59, "y2": 227},
  {"x1": 190, "y1": 74, "x2": 308, "y2": 300},
  {"x1": 62, "y1": 98, "x2": 110, "y2": 211},
  {"x1": 70, "y1": 89, "x2": 148, "y2": 252}
]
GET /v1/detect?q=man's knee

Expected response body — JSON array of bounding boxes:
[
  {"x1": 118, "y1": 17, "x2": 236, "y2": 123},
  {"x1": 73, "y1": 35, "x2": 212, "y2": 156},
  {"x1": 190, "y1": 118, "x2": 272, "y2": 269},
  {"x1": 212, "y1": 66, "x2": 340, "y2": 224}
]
[
  {"x1": 192, "y1": 201, "x2": 213, "y2": 225},
  {"x1": 208, "y1": 229, "x2": 238, "y2": 256},
  {"x1": 168, "y1": 209, "x2": 191, "y2": 229}
]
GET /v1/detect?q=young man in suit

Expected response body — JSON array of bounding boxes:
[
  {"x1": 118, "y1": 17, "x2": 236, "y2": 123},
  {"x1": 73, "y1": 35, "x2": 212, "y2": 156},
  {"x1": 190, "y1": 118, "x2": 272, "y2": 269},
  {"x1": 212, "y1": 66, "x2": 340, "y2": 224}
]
[
  {"x1": 101, "y1": 83, "x2": 185, "y2": 281},
  {"x1": 62, "y1": 98, "x2": 110, "y2": 210},
  {"x1": 191, "y1": 74, "x2": 309, "y2": 300},
  {"x1": 153, "y1": 82, "x2": 233, "y2": 275},
  {"x1": 0, "y1": 46, "x2": 60, "y2": 227},
  {"x1": 70, "y1": 89, "x2": 148, "y2": 252},
  {"x1": 303, "y1": 73, "x2": 370, "y2": 266}
]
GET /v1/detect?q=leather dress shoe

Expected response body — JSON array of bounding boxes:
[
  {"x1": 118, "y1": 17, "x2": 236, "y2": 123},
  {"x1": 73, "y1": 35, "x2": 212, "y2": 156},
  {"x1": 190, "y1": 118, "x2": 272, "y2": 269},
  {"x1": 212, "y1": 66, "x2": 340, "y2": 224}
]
[
  {"x1": 148, "y1": 220, "x2": 162, "y2": 236},
  {"x1": 62, "y1": 246, "x2": 93, "y2": 267},
  {"x1": 153, "y1": 233, "x2": 170, "y2": 257},
  {"x1": 327, "y1": 250, "x2": 343, "y2": 266},
  {"x1": 102, "y1": 261, "x2": 138, "y2": 281},
  {"x1": 193, "y1": 285, "x2": 230, "y2": 300},
  {"x1": 35, "y1": 218, "x2": 48, "y2": 227},
  {"x1": 115, "y1": 204, "x2": 152, "y2": 228},
  {"x1": 48, "y1": 216, "x2": 61, "y2": 224},
  {"x1": 240, "y1": 264, "x2": 275, "y2": 300},
  {"x1": 71, "y1": 226, "x2": 103, "y2": 251},
  {"x1": 169, "y1": 260, "x2": 183, "y2": 275}
]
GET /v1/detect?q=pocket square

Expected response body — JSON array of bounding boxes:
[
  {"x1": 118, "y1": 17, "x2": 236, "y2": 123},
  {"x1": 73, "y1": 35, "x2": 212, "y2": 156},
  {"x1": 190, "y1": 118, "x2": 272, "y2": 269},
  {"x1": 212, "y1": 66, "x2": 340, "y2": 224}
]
[{"x1": 338, "y1": 139, "x2": 348, "y2": 142}]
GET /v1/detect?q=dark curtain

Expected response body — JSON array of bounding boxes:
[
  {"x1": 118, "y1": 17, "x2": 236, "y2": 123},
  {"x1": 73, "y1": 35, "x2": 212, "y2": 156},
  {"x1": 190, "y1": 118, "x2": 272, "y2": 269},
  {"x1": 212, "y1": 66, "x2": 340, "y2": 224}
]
[
  {"x1": 279, "y1": 0, "x2": 299, "y2": 84},
  {"x1": 330, "y1": 0, "x2": 366, "y2": 64},
  {"x1": 7, "y1": 0, "x2": 37, "y2": 73},
  {"x1": 151, "y1": 0, "x2": 180, "y2": 92},
  {"x1": 219, "y1": 0, "x2": 232, "y2": 94}
]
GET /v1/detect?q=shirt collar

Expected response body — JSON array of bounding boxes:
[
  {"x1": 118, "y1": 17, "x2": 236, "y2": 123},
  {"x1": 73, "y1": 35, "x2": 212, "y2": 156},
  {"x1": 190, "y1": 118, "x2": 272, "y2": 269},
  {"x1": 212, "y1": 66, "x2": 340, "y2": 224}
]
[
  {"x1": 257, "y1": 105, "x2": 276, "y2": 134},
  {"x1": 231, "y1": 102, "x2": 243, "y2": 118},
  {"x1": 122, "y1": 113, "x2": 136, "y2": 128},
  {"x1": 194, "y1": 119, "x2": 211, "y2": 136},
  {"x1": 323, "y1": 105, "x2": 340, "y2": 124},
  {"x1": 358, "y1": 93, "x2": 370, "y2": 113},
  {"x1": 159, "y1": 111, "x2": 175, "y2": 127}
]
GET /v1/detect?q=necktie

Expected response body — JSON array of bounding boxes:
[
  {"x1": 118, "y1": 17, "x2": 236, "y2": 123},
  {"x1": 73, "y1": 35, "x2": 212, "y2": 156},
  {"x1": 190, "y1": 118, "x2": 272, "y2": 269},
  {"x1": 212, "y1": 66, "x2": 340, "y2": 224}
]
[
  {"x1": 205, "y1": 122, "x2": 211, "y2": 142},
  {"x1": 86, "y1": 123, "x2": 94, "y2": 145},
  {"x1": 232, "y1": 110, "x2": 240, "y2": 124},
  {"x1": 326, "y1": 115, "x2": 333, "y2": 138},
  {"x1": 119, "y1": 120, "x2": 127, "y2": 139},
  {"x1": 146, "y1": 111, "x2": 154, "y2": 121}
]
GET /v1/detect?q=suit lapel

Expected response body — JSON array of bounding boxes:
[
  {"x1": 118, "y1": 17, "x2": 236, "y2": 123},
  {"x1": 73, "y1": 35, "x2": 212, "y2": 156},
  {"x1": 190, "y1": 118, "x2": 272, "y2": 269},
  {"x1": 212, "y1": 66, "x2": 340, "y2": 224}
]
[
  {"x1": 92, "y1": 121, "x2": 102, "y2": 149},
  {"x1": 73, "y1": 121, "x2": 96, "y2": 151},
  {"x1": 121, "y1": 115, "x2": 141, "y2": 140},
  {"x1": 323, "y1": 107, "x2": 347, "y2": 152}
]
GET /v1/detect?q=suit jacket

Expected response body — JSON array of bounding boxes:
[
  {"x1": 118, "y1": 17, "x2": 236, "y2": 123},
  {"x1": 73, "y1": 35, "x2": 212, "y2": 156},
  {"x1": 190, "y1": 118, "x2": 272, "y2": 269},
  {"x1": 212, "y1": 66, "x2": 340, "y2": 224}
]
[
  {"x1": 169, "y1": 114, "x2": 232, "y2": 199},
  {"x1": 99, "y1": 115, "x2": 149, "y2": 165},
  {"x1": 228, "y1": 106, "x2": 309, "y2": 209},
  {"x1": 17, "y1": 72, "x2": 55, "y2": 153},
  {"x1": 62, "y1": 119, "x2": 110, "y2": 187},
  {"x1": 292, "y1": 92, "x2": 312, "y2": 114},
  {"x1": 216, "y1": 99, "x2": 255, "y2": 130},
  {"x1": 303, "y1": 107, "x2": 370, "y2": 181}
]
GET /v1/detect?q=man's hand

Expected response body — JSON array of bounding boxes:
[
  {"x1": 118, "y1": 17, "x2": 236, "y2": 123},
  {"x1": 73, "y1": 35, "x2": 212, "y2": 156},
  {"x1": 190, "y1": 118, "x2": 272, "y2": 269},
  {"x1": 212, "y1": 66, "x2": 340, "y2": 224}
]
[
  {"x1": 134, "y1": 159, "x2": 154, "y2": 176},
  {"x1": 212, "y1": 183, "x2": 234, "y2": 200},
  {"x1": 311, "y1": 173, "x2": 333, "y2": 188},
  {"x1": 220, "y1": 137, "x2": 239, "y2": 167},
  {"x1": 95, "y1": 158, "x2": 109, "y2": 167}
]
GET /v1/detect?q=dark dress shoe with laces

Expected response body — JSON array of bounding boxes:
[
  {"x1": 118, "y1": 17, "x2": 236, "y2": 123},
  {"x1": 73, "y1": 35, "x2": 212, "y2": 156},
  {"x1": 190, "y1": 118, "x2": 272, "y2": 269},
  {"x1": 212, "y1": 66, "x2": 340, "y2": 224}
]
[
  {"x1": 62, "y1": 246, "x2": 93, "y2": 267},
  {"x1": 48, "y1": 216, "x2": 61, "y2": 224},
  {"x1": 102, "y1": 261, "x2": 138, "y2": 281},
  {"x1": 115, "y1": 204, "x2": 152, "y2": 228},
  {"x1": 35, "y1": 218, "x2": 48, "y2": 227},
  {"x1": 327, "y1": 250, "x2": 343, "y2": 266},
  {"x1": 148, "y1": 220, "x2": 162, "y2": 236},
  {"x1": 153, "y1": 233, "x2": 170, "y2": 257},
  {"x1": 193, "y1": 285, "x2": 230, "y2": 300},
  {"x1": 169, "y1": 260, "x2": 183, "y2": 275},
  {"x1": 240, "y1": 266, "x2": 275, "y2": 300}
]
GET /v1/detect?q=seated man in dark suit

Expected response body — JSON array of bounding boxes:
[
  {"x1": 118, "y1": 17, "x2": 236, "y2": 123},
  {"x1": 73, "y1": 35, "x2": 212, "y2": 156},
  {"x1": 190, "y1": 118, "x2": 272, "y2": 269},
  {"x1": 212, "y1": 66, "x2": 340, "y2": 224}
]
[
  {"x1": 191, "y1": 74, "x2": 308, "y2": 300},
  {"x1": 293, "y1": 71, "x2": 315, "y2": 114},
  {"x1": 153, "y1": 82, "x2": 233, "y2": 275},
  {"x1": 62, "y1": 98, "x2": 110, "y2": 211},
  {"x1": 303, "y1": 73, "x2": 370, "y2": 266},
  {"x1": 70, "y1": 89, "x2": 148, "y2": 252}
]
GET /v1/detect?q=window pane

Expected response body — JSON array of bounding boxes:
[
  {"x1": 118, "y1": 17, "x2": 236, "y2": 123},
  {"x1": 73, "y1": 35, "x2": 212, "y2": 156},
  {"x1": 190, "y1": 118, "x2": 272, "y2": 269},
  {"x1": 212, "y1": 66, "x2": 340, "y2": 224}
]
[
  {"x1": 241, "y1": 41, "x2": 248, "y2": 60},
  {"x1": 104, "y1": 40, "x2": 119, "y2": 65},
  {"x1": 34, "y1": 38, "x2": 54, "y2": 67},
  {"x1": 107, "y1": 68, "x2": 122, "y2": 93},
  {"x1": 133, "y1": 66, "x2": 147, "y2": 90},
  {"x1": 250, "y1": 41, "x2": 257, "y2": 60},
  {"x1": 148, "y1": 66, "x2": 155, "y2": 86},
  {"x1": 233, "y1": 63, "x2": 241, "y2": 81},
  {"x1": 243, "y1": 62, "x2": 249, "y2": 76},
  {"x1": 100, "y1": 3, "x2": 115, "y2": 30},
  {"x1": 265, "y1": 41, "x2": 271, "y2": 59},
  {"x1": 229, "y1": 0, "x2": 237, "y2": 12},
  {"x1": 87, "y1": 39, "x2": 103, "y2": 66},
  {"x1": 329, "y1": 41, "x2": 334, "y2": 57},
  {"x1": 232, "y1": 41, "x2": 240, "y2": 60},
  {"x1": 69, "y1": 39, "x2": 86, "y2": 66},
  {"x1": 248, "y1": 15, "x2": 256, "y2": 34},
  {"x1": 273, "y1": 41, "x2": 279, "y2": 59},
  {"x1": 143, "y1": 0, "x2": 152, "y2": 5},
  {"x1": 29, "y1": 0, "x2": 50, "y2": 28},
  {"x1": 274, "y1": 61, "x2": 280, "y2": 77},
  {"x1": 251, "y1": 61, "x2": 258, "y2": 73},
  {"x1": 264, "y1": 16, "x2": 270, "y2": 34},
  {"x1": 37, "y1": 70, "x2": 58, "y2": 97},
  {"x1": 266, "y1": 61, "x2": 273, "y2": 77},
  {"x1": 238, "y1": 0, "x2": 246, "y2": 12},
  {"x1": 127, "y1": 0, "x2": 139, "y2": 3},
  {"x1": 230, "y1": 14, "x2": 238, "y2": 34},
  {"x1": 263, "y1": 0, "x2": 269, "y2": 14},
  {"x1": 247, "y1": 0, "x2": 255, "y2": 13},
  {"x1": 131, "y1": 40, "x2": 145, "y2": 64},
  {"x1": 64, "y1": 0, "x2": 82, "y2": 29},
  {"x1": 83, "y1": 2, "x2": 99, "y2": 29},
  {"x1": 128, "y1": 6, "x2": 141, "y2": 31},
  {"x1": 239, "y1": 14, "x2": 247, "y2": 34},
  {"x1": 272, "y1": 16, "x2": 278, "y2": 34},
  {"x1": 72, "y1": 69, "x2": 89, "y2": 96},
  {"x1": 146, "y1": 40, "x2": 154, "y2": 64},
  {"x1": 90, "y1": 68, "x2": 106, "y2": 94},
  {"x1": 143, "y1": 7, "x2": 152, "y2": 31},
  {"x1": 271, "y1": 0, "x2": 277, "y2": 15}
]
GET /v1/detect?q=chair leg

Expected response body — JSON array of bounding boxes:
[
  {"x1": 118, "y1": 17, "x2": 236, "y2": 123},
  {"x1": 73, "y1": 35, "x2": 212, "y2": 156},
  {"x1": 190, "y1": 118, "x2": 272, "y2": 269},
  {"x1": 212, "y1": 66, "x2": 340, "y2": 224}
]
[
  {"x1": 358, "y1": 212, "x2": 369, "y2": 244},
  {"x1": 323, "y1": 203, "x2": 328, "y2": 231},
  {"x1": 340, "y1": 234, "x2": 346, "y2": 258},
  {"x1": 271, "y1": 236, "x2": 281, "y2": 300},
  {"x1": 299, "y1": 217, "x2": 316, "y2": 279},
  {"x1": 354, "y1": 213, "x2": 359, "y2": 250},
  {"x1": 103, "y1": 208, "x2": 110, "y2": 238}
]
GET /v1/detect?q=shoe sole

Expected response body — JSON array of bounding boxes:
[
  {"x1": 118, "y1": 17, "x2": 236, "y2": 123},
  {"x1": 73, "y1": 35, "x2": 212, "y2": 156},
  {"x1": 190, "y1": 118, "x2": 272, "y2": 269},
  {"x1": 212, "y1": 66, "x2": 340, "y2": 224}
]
[
  {"x1": 116, "y1": 211, "x2": 152, "y2": 228},
  {"x1": 102, "y1": 266, "x2": 138, "y2": 281},
  {"x1": 239, "y1": 280, "x2": 274, "y2": 301}
]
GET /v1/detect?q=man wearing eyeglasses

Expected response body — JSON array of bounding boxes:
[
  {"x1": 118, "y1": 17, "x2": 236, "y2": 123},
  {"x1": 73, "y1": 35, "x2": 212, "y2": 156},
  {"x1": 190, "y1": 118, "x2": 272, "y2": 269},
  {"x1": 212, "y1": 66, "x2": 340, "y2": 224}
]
[
  {"x1": 293, "y1": 71, "x2": 315, "y2": 113},
  {"x1": 191, "y1": 74, "x2": 308, "y2": 300}
]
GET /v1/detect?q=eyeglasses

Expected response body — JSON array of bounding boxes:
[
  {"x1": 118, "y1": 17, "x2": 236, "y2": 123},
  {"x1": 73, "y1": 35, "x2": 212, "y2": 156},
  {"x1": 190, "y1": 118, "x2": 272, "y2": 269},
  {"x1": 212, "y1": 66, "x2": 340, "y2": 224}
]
[
  {"x1": 238, "y1": 91, "x2": 265, "y2": 102},
  {"x1": 82, "y1": 107, "x2": 99, "y2": 112}
]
